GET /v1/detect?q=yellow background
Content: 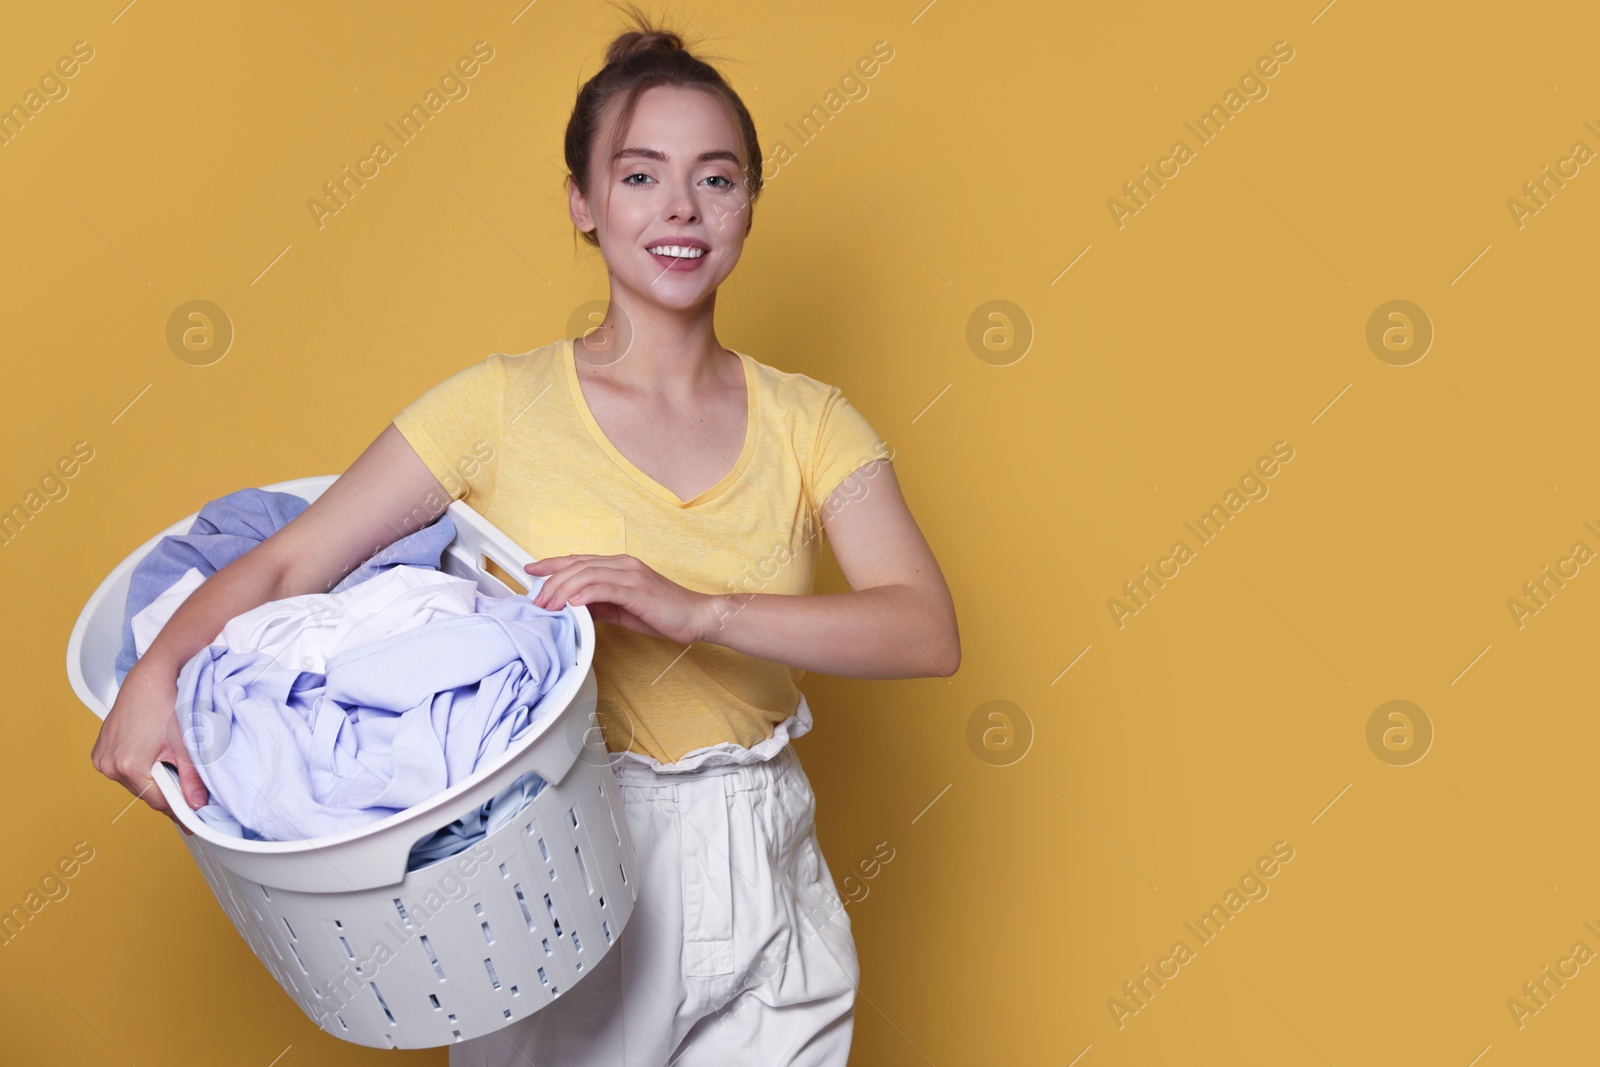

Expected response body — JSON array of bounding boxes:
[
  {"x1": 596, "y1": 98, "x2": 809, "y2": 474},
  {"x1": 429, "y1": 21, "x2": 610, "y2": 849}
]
[{"x1": 3, "y1": 0, "x2": 1596, "y2": 1063}]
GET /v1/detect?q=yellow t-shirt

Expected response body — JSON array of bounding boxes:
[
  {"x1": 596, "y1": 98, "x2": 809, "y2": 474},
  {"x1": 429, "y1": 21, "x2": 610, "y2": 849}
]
[{"x1": 391, "y1": 336, "x2": 892, "y2": 763}]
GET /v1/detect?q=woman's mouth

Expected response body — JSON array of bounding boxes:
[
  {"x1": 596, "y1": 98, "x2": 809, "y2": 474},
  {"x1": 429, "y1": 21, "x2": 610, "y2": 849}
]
[{"x1": 646, "y1": 244, "x2": 709, "y2": 272}]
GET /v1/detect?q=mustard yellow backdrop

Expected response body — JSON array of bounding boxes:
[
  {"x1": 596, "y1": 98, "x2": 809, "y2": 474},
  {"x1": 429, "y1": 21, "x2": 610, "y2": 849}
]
[{"x1": 3, "y1": 0, "x2": 1596, "y2": 1063}]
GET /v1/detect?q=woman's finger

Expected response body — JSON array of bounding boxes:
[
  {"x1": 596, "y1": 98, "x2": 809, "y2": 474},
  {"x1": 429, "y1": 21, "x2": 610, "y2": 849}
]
[
  {"x1": 526, "y1": 558, "x2": 582, "y2": 607},
  {"x1": 564, "y1": 576, "x2": 622, "y2": 608},
  {"x1": 524, "y1": 553, "x2": 621, "y2": 575},
  {"x1": 533, "y1": 558, "x2": 634, "y2": 609},
  {"x1": 566, "y1": 581, "x2": 658, "y2": 635},
  {"x1": 530, "y1": 564, "x2": 581, "y2": 609},
  {"x1": 537, "y1": 566, "x2": 621, "y2": 610}
]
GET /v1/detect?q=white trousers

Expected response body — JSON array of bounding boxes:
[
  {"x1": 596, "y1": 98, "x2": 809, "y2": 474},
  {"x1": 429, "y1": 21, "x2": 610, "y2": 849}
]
[{"x1": 450, "y1": 717, "x2": 859, "y2": 1066}]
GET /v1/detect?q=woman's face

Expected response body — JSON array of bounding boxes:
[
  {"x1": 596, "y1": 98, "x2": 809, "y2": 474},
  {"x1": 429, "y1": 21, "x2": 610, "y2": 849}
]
[{"x1": 571, "y1": 84, "x2": 752, "y2": 313}]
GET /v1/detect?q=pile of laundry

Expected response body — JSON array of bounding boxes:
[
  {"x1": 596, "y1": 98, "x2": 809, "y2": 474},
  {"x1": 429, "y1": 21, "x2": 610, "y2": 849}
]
[{"x1": 116, "y1": 487, "x2": 578, "y2": 871}]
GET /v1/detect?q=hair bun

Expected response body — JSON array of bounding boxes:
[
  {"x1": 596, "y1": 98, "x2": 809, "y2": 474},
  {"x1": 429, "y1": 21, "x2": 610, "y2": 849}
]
[{"x1": 604, "y1": 29, "x2": 685, "y2": 67}]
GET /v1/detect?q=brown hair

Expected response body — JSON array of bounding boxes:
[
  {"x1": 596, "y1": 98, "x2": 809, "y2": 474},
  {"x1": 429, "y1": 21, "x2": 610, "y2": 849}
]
[{"x1": 564, "y1": 2, "x2": 762, "y2": 249}]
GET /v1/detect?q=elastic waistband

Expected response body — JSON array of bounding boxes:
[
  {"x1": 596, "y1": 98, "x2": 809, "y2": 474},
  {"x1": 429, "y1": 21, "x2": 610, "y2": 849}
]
[
  {"x1": 607, "y1": 693, "x2": 813, "y2": 786},
  {"x1": 610, "y1": 741, "x2": 798, "y2": 790}
]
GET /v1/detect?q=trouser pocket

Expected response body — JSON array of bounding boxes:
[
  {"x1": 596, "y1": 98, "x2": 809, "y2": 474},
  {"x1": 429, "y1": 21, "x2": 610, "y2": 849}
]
[
  {"x1": 775, "y1": 757, "x2": 855, "y2": 944},
  {"x1": 678, "y1": 777, "x2": 736, "y2": 979}
]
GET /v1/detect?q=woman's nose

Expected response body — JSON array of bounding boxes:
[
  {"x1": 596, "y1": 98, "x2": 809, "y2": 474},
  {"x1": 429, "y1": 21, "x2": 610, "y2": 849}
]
[{"x1": 667, "y1": 187, "x2": 698, "y2": 223}]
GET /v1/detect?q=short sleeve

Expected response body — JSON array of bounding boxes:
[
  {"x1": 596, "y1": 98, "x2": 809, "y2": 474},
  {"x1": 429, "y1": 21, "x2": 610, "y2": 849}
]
[
  {"x1": 808, "y1": 386, "x2": 892, "y2": 517},
  {"x1": 392, "y1": 355, "x2": 505, "y2": 508}
]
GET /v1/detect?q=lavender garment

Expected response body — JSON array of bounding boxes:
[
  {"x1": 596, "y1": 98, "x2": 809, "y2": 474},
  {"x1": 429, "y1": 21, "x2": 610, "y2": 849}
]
[
  {"x1": 175, "y1": 593, "x2": 578, "y2": 846},
  {"x1": 118, "y1": 484, "x2": 560, "y2": 869},
  {"x1": 114, "y1": 487, "x2": 456, "y2": 686}
]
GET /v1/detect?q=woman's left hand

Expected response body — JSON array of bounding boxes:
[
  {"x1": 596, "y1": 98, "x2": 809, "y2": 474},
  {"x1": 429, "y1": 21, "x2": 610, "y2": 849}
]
[{"x1": 525, "y1": 554, "x2": 709, "y2": 644}]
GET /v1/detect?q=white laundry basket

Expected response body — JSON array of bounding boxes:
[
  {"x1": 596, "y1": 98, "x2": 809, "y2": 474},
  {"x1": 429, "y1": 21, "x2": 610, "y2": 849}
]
[{"x1": 64, "y1": 475, "x2": 641, "y2": 1050}]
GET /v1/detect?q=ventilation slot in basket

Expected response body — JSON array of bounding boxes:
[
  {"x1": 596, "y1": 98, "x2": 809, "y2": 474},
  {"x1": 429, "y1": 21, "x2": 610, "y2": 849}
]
[
  {"x1": 393, "y1": 898, "x2": 412, "y2": 928},
  {"x1": 369, "y1": 982, "x2": 396, "y2": 1026},
  {"x1": 544, "y1": 893, "x2": 563, "y2": 936},
  {"x1": 421, "y1": 935, "x2": 447, "y2": 981},
  {"x1": 514, "y1": 884, "x2": 535, "y2": 931},
  {"x1": 485, "y1": 957, "x2": 501, "y2": 990},
  {"x1": 575, "y1": 844, "x2": 593, "y2": 894},
  {"x1": 481, "y1": 921, "x2": 495, "y2": 944}
]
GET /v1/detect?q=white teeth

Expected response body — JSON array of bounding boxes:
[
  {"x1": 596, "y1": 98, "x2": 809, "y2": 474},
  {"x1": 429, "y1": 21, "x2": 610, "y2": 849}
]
[{"x1": 648, "y1": 245, "x2": 705, "y2": 259}]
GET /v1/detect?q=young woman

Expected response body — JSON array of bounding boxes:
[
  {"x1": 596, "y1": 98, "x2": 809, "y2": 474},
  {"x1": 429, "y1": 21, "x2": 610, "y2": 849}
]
[{"x1": 92, "y1": 11, "x2": 958, "y2": 1065}]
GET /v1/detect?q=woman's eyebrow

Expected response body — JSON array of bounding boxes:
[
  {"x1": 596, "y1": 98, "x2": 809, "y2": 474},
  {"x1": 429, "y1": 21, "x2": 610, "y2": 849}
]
[{"x1": 613, "y1": 147, "x2": 740, "y2": 165}]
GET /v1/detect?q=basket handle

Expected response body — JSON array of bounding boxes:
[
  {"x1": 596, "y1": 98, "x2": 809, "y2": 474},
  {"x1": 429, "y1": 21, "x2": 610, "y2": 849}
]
[{"x1": 149, "y1": 759, "x2": 193, "y2": 824}]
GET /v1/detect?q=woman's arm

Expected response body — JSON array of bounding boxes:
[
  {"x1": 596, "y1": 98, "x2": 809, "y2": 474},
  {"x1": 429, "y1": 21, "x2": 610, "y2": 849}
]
[
  {"x1": 699, "y1": 459, "x2": 960, "y2": 680},
  {"x1": 91, "y1": 424, "x2": 457, "y2": 824},
  {"x1": 526, "y1": 459, "x2": 960, "y2": 680}
]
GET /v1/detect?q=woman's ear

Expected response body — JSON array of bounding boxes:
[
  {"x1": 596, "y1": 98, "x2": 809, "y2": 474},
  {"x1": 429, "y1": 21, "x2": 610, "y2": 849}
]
[{"x1": 568, "y1": 177, "x2": 595, "y2": 234}]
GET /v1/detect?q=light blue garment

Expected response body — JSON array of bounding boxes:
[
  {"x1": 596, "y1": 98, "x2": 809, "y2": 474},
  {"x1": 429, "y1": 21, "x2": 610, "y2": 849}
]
[
  {"x1": 114, "y1": 487, "x2": 456, "y2": 687},
  {"x1": 174, "y1": 593, "x2": 577, "y2": 845},
  {"x1": 118, "y1": 484, "x2": 555, "y2": 868}
]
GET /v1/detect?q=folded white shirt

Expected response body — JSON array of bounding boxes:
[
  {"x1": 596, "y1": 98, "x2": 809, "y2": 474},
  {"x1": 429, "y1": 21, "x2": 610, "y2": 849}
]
[{"x1": 213, "y1": 565, "x2": 481, "y2": 673}]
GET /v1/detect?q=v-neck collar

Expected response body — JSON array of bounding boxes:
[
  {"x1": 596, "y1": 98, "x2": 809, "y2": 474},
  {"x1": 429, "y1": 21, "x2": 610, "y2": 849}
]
[{"x1": 563, "y1": 335, "x2": 758, "y2": 509}]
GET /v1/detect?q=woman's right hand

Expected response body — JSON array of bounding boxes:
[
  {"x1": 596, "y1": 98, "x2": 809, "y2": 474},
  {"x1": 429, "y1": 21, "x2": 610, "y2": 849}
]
[{"x1": 90, "y1": 660, "x2": 210, "y2": 836}]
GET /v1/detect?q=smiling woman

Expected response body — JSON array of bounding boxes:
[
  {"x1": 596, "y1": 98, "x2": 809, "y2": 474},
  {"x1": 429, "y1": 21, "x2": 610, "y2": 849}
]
[
  {"x1": 91, "y1": 4, "x2": 957, "y2": 1063},
  {"x1": 410, "y1": 9, "x2": 906, "y2": 1066}
]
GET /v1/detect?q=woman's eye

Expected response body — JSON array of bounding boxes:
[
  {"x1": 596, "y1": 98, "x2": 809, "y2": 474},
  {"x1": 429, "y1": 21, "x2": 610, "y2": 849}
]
[{"x1": 623, "y1": 172, "x2": 734, "y2": 188}]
